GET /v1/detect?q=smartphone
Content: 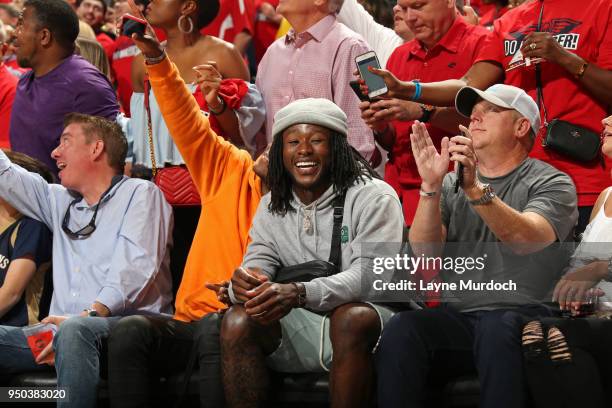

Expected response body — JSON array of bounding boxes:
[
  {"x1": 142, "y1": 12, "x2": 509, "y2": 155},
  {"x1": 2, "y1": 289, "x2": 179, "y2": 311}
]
[
  {"x1": 121, "y1": 14, "x2": 147, "y2": 37},
  {"x1": 349, "y1": 79, "x2": 370, "y2": 102},
  {"x1": 454, "y1": 128, "x2": 470, "y2": 193},
  {"x1": 355, "y1": 51, "x2": 388, "y2": 99}
]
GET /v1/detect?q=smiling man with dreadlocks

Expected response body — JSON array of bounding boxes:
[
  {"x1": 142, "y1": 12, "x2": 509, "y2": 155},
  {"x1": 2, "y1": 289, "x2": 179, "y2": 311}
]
[{"x1": 223, "y1": 98, "x2": 403, "y2": 408}]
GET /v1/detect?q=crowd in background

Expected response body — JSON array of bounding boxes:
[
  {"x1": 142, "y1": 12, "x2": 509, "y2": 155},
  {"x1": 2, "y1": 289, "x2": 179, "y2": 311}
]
[{"x1": 0, "y1": 0, "x2": 611, "y2": 407}]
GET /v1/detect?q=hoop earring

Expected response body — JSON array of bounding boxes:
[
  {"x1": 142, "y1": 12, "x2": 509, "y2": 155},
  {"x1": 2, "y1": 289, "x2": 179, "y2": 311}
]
[{"x1": 177, "y1": 15, "x2": 194, "y2": 34}]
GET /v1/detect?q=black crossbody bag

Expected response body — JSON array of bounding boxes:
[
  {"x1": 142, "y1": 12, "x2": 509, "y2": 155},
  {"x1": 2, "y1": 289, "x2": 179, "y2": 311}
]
[
  {"x1": 275, "y1": 191, "x2": 346, "y2": 284},
  {"x1": 534, "y1": 1, "x2": 601, "y2": 163}
]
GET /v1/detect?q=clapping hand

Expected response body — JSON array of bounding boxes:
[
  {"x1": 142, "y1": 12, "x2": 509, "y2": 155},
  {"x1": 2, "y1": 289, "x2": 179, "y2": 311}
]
[{"x1": 410, "y1": 121, "x2": 449, "y2": 192}]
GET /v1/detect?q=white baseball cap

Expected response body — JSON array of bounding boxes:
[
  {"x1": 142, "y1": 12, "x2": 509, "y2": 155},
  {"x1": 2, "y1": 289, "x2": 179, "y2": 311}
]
[{"x1": 455, "y1": 84, "x2": 541, "y2": 136}]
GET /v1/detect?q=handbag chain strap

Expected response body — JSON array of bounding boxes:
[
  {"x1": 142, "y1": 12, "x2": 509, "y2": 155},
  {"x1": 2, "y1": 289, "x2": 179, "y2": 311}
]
[
  {"x1": 328, "y1": 190, "x2": 347, "y2": 268},
  {"x1": 533, "y1": 0, "x2": 549, "y2": 144},
  {"x1": 144, "y1": 78, "x2": 158, "y2": 177}
]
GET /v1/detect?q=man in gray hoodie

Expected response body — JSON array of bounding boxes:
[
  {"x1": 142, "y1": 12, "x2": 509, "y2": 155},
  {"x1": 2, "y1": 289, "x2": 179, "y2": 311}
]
[{"x1": 224, "y1": 98, "x2": 404, "y2": 408}]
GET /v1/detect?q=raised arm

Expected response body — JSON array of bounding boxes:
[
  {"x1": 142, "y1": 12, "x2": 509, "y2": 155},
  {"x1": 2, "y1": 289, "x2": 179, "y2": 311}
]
[
  {"x1": 408, "y1": 122, "x2": 450, "y2": 252},
  {"x1": 366, "y1": 61, "x2": 504, "y2": 106},
  {"x1": 0, "y1": 150, "x2": 56, "y2": 228},
  {"x1": 130, "y1": 28, "x2": 258, "y2": 201}
]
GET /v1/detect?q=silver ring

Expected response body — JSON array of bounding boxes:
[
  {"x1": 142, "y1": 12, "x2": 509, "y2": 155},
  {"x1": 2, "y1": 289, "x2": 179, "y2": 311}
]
[{"x1": 530, "y1": 42, "x2": 537, "y2": 50}]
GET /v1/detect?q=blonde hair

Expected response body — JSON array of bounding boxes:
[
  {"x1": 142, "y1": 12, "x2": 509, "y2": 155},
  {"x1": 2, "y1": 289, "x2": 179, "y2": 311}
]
[
  {"x1": 75, "y1": 36, "x2": 111, "y2": 80},
  {"x1": 0, "y1": 20, "x2": 7, "y2": 44},
  {"x1": 78, "y1": 20, "x2": 97, "y2": 40}
]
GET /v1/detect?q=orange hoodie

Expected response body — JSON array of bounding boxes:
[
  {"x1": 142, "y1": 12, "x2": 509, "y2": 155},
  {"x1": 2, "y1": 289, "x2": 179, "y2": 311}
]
[{"x1": 146, "y1": 58, "x2": 262, "y2": 322}]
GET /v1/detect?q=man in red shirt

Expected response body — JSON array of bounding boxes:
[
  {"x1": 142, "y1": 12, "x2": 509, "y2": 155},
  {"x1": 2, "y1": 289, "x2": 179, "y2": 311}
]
[
  {"x1": 76, "y1": 0, "x2": 115, "y2": 58},
  {"x1": 369, "y1": 0, "x2": 612, "y2": 233},
  {"x1": 360, "y1": 0, "x2": 488, "y2": 226},
  {"x1": 0, "y1": 24, "x2": 16, "y2": 148}
]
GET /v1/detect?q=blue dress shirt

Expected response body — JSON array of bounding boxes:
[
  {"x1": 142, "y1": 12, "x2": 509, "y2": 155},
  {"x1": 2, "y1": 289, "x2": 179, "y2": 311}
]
[{"x1": 0, "y1": 150, "x2": 174, "y2": 317}]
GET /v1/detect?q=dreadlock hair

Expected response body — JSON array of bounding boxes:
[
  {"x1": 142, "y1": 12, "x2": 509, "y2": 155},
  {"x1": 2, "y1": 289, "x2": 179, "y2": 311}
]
[{"x1": 267, "y1": 131, "x2": 380, "y2": 216}]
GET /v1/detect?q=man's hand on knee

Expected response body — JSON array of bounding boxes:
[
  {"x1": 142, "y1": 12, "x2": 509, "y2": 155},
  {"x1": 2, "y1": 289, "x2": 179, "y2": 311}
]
[{"x1": 244, "y1": 282, "x2": 300, "y2": 325}]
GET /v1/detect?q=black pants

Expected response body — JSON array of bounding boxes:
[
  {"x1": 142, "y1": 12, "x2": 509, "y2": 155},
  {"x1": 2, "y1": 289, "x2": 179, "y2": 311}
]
[
  {"x1": 524, "y1": 317, "x2": 612, "y2": 408},
  {"x1": 376, "y1": 305, "x2": 554, "y2": 408},
  {"x1": 107, "y1": 313, "x2": 224, "y2": 408}
]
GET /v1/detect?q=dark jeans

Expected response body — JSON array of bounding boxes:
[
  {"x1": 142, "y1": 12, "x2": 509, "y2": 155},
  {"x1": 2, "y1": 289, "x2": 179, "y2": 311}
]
[
  {"x1": 107, "y1": 313, "x2": 224, "y2": 408},
  {"x1": 523, "y1": 317, "x2": 612, "y2": 408},
  {"x1": 376, "y1": 305, "x2": 554, "y2": 408}
]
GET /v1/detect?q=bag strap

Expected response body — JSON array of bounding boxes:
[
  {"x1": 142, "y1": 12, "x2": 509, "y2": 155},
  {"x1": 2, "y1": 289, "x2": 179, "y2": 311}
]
[
  {"x1": 534, "y1": 1, "x2": 549, "y2": 132},
  {"x1": 144, "y1": 78, "x2": 158, "y2": 176},
  {"x1": 327, "y1": 190, "x2": 347, "y2": 268}
]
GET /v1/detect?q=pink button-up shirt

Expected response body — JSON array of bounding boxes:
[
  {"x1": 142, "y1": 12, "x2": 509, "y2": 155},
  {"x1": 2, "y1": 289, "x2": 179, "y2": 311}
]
[{"x1": 256, "y1": 14, "x2": 375, "y2": 160}]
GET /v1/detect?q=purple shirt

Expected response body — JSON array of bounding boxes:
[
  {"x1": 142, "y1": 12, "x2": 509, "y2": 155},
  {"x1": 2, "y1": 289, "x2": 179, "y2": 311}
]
[
  {"x1": 256, "y1": 15, "x2": 375, "y2": 160},
  {"x1": 9, "y1": 55, "x2": 119, "y2": 175}
]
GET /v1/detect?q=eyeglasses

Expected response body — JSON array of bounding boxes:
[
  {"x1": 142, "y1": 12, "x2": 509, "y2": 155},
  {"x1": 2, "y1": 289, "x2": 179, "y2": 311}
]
[{"x1": 61, "y1": 176, "x2": 123, "y2": 239}]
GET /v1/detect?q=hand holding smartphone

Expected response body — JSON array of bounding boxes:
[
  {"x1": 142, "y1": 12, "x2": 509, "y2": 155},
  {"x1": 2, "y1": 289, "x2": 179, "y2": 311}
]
[
  {"x1": 454, "y1": 128, "x2": 470, "y2": 193},
  {"x1": 121, "y1": 14, "x2": 148, "y2": 37},
  {"x1": 355, "y1": 51, "x2": 388, "y2": 99}
]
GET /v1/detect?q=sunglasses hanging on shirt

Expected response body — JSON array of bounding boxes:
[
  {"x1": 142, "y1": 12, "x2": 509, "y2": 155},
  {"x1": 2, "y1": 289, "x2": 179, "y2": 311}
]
[{"x1": 62, "y1": 175, "x2": 124, "y2": 239}]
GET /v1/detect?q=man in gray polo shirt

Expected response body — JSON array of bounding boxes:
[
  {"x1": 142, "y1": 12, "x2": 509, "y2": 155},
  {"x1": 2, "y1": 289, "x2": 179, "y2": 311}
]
[{"x1": 376, "y1": 84, "x2": 578, "y2": 408}]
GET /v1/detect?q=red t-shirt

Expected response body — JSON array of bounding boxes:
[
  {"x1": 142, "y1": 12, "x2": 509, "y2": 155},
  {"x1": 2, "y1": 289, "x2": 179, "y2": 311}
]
[
  {"x1": 0, "y1": 65, "x2": 18, "y2": 148},
  {"x1": 4, "y1": 57, "x2": 28, "y2": 77},
  {"x1": 475, "y1": 0, "x2": 612, "y2": 206},
  {"x1": 96, "y1": 31, "x2": 116, "y2": 61},
  {"x1": 479, "y1": 6, "x2": 508, "y2": 28},
  {"x1": 253, "y1": 0, "x2": 280, "y2": 63},
  {"x1": 201, "y1": 0, "x2": 255, "y2": 43},
  {"x1": 110, "y1": 35, "x2": 140, "y2": 116},
  {"x1": 385, "y1": 17, "x2": 489, "y2": 225},
  {"x1": 470, "y1": 0, "x2": 495, "y2": 17}
]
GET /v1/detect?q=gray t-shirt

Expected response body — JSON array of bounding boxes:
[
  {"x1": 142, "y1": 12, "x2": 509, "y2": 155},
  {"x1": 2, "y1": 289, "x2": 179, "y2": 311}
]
[{"x1": 439, "y1": 158, "x2": 578, "y2": 312}]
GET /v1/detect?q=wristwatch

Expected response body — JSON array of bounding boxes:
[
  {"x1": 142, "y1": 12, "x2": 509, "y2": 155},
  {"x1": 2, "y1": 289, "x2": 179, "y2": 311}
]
[
  {"x1": 468, "y1": 183, "x2": 496, "y2": 206},
  {"x1": 419, "y1": 104, "x2": 435, "y2": 123},
  {"x1": 83, "y1": 308, "x2": 98, "y2": 317}
]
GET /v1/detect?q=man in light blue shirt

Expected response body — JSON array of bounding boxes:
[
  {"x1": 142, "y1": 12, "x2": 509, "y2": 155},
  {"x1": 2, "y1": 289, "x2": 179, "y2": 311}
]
[{"x1": 0, "y1": 113, "x2": 173, "y2": 408}]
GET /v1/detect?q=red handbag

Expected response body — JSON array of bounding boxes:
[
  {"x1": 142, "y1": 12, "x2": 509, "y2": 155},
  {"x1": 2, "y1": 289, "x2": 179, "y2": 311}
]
[{"x1": 144, "y1": 79, "x2": 200, "y2": 206}]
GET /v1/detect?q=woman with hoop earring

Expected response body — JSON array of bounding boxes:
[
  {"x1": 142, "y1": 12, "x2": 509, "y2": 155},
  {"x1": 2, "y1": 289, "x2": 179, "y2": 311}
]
[{"x1": 130, "y1": 0, "x2": 263, "y2": 159}]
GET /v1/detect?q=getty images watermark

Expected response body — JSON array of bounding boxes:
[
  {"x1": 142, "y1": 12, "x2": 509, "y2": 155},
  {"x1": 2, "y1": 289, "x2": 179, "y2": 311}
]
[
  {"x1": 371, "y1": 253, "x2": 518, "y2": 292},
  {"x1": 359, "y1": 242, "x2": 576, "y2": 304}
]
